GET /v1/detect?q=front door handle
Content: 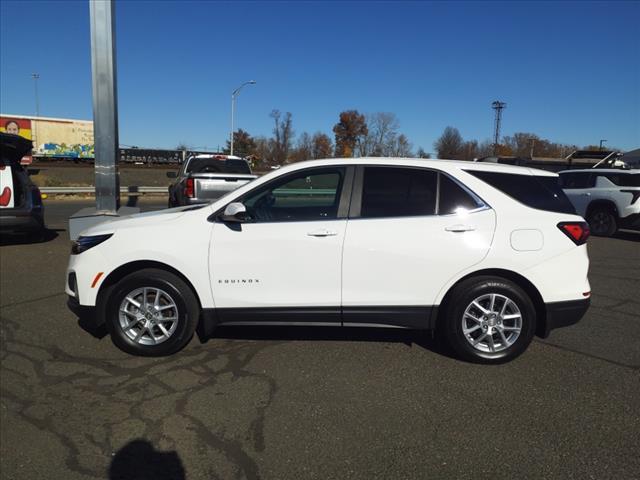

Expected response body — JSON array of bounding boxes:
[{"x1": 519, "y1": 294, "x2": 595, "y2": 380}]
[
  {"x1": 307, "y1": 229, "x2": 337, "y2": 237},
  {"x1": 445, "y1": 224, "x2": 475, "y2": 232}
]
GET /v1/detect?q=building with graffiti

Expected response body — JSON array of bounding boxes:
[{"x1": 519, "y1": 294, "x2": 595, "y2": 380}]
[{"x1": 0, "y1": 114, "x2": 94, "y2": 163}]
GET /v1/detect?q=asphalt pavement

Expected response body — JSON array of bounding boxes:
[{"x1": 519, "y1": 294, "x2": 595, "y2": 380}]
[{"x1": 1, "y1": 199, "x2": 639, "y2": 480}]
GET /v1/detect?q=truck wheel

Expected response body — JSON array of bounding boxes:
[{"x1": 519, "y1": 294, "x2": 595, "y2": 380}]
[
  {"x1": 105, "y1": 268, "x2": 199, "y2": 356},
  {"x1": 588, "y1": 208, "x2": 617, "y2": 237},
  {"x1": 442, "y1": 276, "x2": 536, "y2": 364}
]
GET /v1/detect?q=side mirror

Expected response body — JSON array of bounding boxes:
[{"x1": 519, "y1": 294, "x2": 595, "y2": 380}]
[
  {"x1": 166, "y1": 171, "x2": 177, "y2": 178},
  {"x1": 221, "y1": 202, "x2": 247, "y2": 223}
]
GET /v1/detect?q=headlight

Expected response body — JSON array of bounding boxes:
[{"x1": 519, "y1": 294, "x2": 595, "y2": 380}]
[{"x1": 71, "y1": 234, "x2": 113, "y2": 255}]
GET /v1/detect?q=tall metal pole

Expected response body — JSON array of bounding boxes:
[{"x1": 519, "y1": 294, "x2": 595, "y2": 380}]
[
  {"x1": 32, "y1": 73, "x2": 40, "y2": 117},
  {"x1": 230, "y1": 80, "x2": 256, "y2": 156},
  {"x1": 90, "y1": 0, "x2": 119, "y2": 213},
  {"x1": 230, "y1": 94, "x2": 235, "y2": 155},
  {"x1": 492, "y1": 100, "x2": 506, "y2": 156},
  {"x1": 32, "y1": 73, "x2": 40, "y2": 151}
]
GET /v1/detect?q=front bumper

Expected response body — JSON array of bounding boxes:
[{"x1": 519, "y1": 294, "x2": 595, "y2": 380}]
[{"x1": 541, "y1": 297, "x2": 590, "y2": 337}]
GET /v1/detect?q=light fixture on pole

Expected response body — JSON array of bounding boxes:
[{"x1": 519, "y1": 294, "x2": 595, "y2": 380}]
[{"x1": 230, "y1": 80, "x2": 256, "y2": 156}]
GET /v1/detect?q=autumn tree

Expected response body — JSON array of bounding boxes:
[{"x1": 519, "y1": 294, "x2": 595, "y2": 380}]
[
  {"x1": 333, "y1": 110, "x2": 368, "y2": 158},
  {"x1": 312, "y1": 133, "x2": 334, "y2": 159},
  {"x1": 223, "y1": 129, "x2": 256, "y2": 158},
  {"x1": 434, "y1": 126, "x2": 464, "y2": 159}
]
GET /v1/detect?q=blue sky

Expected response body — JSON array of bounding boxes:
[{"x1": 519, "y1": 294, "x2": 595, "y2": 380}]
[{"x1": 1, "y1": 0, "x2": 639, "y2": 152}]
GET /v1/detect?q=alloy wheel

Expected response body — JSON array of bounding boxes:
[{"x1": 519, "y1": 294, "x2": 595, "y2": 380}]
[
  {"x1": 118, "y1": 287, "x2": 179, "y2": 345},
  {"x1": 462, "y1": 293, "x2": 522, "y2": 354}
]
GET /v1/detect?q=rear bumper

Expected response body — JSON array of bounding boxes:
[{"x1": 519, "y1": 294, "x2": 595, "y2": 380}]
[
  {"x1": 0, "y1": 209, "x2": 44, "y2": 231},
  {"x1": 541, "y1": 298, "x2": 590, "y2": 337}
]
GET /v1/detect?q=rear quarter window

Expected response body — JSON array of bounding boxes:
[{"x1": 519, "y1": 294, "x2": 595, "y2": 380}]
[
  {"x1": 600, "y1": 173, "x2": 640, "y2": 187},
  {"x1": 466, "y1": 170, "x2": 576, "y2": 214}
]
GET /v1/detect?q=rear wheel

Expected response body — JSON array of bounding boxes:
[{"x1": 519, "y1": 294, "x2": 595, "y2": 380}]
[
  {"x1": 587, "y1": 207, "x2": 617, "y2": 237},
  {"x1": 105, "y1": 268, "x2": 199, "y2": 356},
  {"x1": 443, "y1": 276, "x2": 536, "y2": 364}
]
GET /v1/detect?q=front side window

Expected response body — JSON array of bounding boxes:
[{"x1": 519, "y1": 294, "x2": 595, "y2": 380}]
[
  {"x1": 242, "y1": 168, "x2": 344, "y2": 222},
  {"x1": 558, "y1": 172, "x2": 594, "y2": 189},
  {"x1": 360, "y1": 167, "x2": 437, "y2": 218}
]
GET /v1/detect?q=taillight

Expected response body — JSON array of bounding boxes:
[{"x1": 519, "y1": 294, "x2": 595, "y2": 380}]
[
  {"x1": 620, "y1": 190, "x2": 640, "y2": 205},
  {"x1": 557, "y1": 222, "x2": 590, "y2": 245},
  {"x1": 184, "y1": 178, "x2": 194, "y2": 198}
]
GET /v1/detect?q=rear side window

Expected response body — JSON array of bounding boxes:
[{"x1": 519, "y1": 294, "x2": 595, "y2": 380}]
[
  {"x1": 558, "y1": 172, "x2": 594, "y2": 189},
  {"x1": 467, "y1": 170, "x2": 576, "y2": 214},
  {"x1": 438, "y1": 174, "x2": 482, "y2": 215},
  {"x1": 361, "y1": 167, "x2": 437, "y2": 218}
]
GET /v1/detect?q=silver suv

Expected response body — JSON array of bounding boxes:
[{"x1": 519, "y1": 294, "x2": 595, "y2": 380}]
[{"x1": 559, "y1": 169, "x2": 640, "y2": 236}]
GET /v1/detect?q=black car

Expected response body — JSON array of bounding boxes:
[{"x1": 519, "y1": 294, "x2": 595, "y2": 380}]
[{"x1": 0, "y1": 133, "x2": 45, "y2": 235}]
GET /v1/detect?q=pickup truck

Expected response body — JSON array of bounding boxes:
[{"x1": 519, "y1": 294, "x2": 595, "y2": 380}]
[{"x1": 167, "y1": 154, "x2": 257, "y2": 207}]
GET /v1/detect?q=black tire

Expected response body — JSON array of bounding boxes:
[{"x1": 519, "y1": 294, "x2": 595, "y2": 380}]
[
  {"x1": 442, "y1": 276, "x2": 536, "y2": 364},
  {"x1": 105, "y1": 268, "x2": 199, "y2": 356},
  {"x1": 587, "y1": 207, "x2": 617, "y2": 237}
]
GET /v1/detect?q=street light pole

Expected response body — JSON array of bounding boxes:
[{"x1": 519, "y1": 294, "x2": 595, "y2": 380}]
[{"x1": 230, "y1": 80, "x2": 256, "y2": 156}]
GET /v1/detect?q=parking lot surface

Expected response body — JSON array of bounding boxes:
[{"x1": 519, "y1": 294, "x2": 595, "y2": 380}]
[{"x1": 1, "y1": 199, "x2": 639, "y2": 480}]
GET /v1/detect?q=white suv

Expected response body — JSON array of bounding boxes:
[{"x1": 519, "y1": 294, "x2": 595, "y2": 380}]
[
  {"x1": 558, "y1": 169, "x2": 640, "y2": 236},
  {"x1": 66, "y1": 158, "x2": 591, "y2": 363}
]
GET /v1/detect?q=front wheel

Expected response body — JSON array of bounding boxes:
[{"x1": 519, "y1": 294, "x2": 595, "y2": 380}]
[
  {"x1": 105, "y1": 268, "x2": 199, "y2": 356},
  {"x1": 442, "y1": 276, "x2": 536, "y2": 364}
]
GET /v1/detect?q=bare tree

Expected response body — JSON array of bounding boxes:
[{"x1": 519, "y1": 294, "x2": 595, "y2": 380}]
[
  {"x1": 290, "y1": 132, "x2": 313, "y2": 162},
  {"x1": 434, "y1": 126, "x2": 464, "y2": 159},
  {"x1": 416, "y1": 147, "x2": 431, "y2": 158},
  {"x1": 270, "y1": 109, "x2": 294, "y2": 164},
  {"x1": 357, "y1": 112, "x2": 400, "y2": 157},
  {"x1": 391, "y1": 134, "x2": 413, "y2": 157}
]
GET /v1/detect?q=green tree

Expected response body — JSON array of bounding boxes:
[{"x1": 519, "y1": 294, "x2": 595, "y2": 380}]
[
  {"x1": 223, "y1": 129, "x2": 256, "y2": 158},
  {"x1": 434, "y1": 127, "x2": 464, "y2": 159}
]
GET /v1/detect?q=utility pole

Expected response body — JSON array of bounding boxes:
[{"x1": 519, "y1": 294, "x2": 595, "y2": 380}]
[
  {"x1": 529, "y1": 138, "x2": 536, "y2": 159},
  {"x1": 599, "y1": 139, "x2": 607, "y2": 151},
  {"x1": 492, "y1": 101, "x2": 506, "y2": 156}
]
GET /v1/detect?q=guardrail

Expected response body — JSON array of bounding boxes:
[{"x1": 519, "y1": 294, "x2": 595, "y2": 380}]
[{"x1": 40, "y1": 186, "x2": 167, "y2": 196}]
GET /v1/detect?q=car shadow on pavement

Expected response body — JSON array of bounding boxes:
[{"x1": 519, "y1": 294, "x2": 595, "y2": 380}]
[
  {"x1": 212, "y1": 325, "x2": 457, "y2": 360},
  {"x1": 109, "y1": 439, "x2": 185, "y2": 480},
  {"x1": 0, "y1": 228, "x2": 61, "y2": 246},
  {"x1": 613, "y1": 230, "x2": 640, "y2": 242}
]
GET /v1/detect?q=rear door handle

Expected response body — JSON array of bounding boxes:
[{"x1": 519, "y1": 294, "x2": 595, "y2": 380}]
[
  {"x1": 307, "y1": 229, "x2": 337, "y2": 237},
  {"x1": 445, "y1": 224, "x2": 475, "y2": 232}
]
